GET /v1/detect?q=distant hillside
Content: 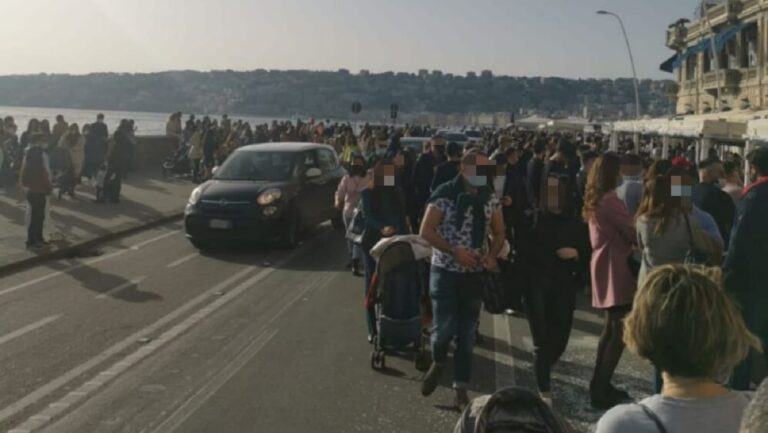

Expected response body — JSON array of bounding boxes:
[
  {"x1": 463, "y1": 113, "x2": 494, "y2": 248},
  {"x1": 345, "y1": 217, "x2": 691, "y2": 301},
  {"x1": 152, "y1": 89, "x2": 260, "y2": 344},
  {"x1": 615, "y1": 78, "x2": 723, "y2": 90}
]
[{"x1": 0, "y1": 69, "x2": 675, "y2": 120}]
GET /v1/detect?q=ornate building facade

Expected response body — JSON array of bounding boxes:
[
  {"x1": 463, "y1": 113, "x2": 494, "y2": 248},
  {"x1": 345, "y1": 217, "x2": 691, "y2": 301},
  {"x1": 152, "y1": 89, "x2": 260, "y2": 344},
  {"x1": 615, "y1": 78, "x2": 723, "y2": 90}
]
[{"x1": 667, "y1": 0, "x2": 766, "y2": 114}]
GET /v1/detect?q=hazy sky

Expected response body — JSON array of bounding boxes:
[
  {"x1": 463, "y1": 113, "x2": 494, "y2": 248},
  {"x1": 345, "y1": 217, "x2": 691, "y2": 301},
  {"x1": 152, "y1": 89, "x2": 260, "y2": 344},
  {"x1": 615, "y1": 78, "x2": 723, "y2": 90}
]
[{"x1": 0, "y1": 0, "x2": 700, "y2": 79}]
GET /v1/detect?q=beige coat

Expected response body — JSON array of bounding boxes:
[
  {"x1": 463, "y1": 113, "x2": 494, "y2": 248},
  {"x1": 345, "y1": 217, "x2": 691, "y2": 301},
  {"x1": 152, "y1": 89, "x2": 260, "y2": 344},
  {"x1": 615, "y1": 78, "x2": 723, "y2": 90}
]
[{"x1": 59, "y1": 134, "x2": 86, "y2": 177}]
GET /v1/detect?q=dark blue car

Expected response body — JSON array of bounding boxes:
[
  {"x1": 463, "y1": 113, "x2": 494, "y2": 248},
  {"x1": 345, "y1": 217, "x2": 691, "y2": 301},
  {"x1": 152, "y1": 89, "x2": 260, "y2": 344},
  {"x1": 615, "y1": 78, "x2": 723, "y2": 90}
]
[{"x1": 184, "y1": 142, "x2": 345, "y2": 249}]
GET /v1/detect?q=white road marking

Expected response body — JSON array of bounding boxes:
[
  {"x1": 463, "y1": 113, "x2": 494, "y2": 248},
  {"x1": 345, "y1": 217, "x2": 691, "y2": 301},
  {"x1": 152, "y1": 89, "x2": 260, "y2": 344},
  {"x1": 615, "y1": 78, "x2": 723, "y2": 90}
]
[
  {"x1": 94, "y1": 277, "x2": 147, "y2": 300},
  {"x1": 165, "y1": 253, "x2": 198, "y2": 268},
  {"x1": 1, "y1": 238, "x2": 315, "y2": 430},
  {"x1": 0, "y1": 230, "x2": 181, "y2": 298},
  {"x1": 0, "y1": 316, "x2": 60, "y2": 348},
  {"x1": 148, "y1": 329, "x2": 279, "y2": 433},
  {"x1": 0, "y1": 266, "x2": 255, "y2": 425},
  {"x1": 131, "y1": 230, "x2": 181, "y2": 249},
  {"x1": 20, "y1": 253, "x2": 336, "y2": 433},
  {"x1": 493, "y1": 314, "x2": 516, "y2": 388}
]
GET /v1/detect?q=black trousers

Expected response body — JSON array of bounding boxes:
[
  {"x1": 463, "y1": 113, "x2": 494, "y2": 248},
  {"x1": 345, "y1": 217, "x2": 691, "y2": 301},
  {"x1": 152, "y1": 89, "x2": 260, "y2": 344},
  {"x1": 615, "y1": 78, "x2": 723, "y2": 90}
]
[
  {"x1": 104, "y1": 166, "x2": 123, "y2": 202},
  {"x1": 524, "y1": 269, "x2": 578, "y2": 393},
  {"x1": 27, "y1": 192, "x2": 46, "y2": 245}
]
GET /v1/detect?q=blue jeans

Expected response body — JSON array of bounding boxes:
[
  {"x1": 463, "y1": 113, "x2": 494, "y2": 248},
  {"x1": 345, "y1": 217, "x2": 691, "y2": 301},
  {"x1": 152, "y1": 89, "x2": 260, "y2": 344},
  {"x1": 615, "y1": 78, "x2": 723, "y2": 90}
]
[
  {"x1": 430, "y1": 266, "x2": 483, "y2": 389},
  {"x1": 362, "y1": 252, "x2": 377, "y2": 337},
  {"x1": 343, "y1": 213, "x2": 363, "y2": 261}
]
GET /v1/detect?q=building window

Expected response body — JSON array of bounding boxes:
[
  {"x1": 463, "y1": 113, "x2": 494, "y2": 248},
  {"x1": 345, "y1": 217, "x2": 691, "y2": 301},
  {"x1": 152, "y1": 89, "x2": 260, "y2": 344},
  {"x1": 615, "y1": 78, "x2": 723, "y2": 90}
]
[
  {"x1": 686, "y1": 55, "x2": 697, "y2": 80},
  {"x1": 740, "y1": 23, "x2": 758, "y2": 68},
  {"x1": 722, "y1": 39, "x2": 737, "y2": 70},
  {"x1": 704, "y1": 50, "x2": 713, "y2": 73}
]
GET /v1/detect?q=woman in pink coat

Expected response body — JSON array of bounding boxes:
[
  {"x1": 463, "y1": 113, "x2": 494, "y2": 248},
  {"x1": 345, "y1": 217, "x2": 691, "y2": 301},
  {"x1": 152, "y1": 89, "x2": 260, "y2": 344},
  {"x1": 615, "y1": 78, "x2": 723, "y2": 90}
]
[{"x1": 582, "y1": 152, "x2": 636, "y2": 410}]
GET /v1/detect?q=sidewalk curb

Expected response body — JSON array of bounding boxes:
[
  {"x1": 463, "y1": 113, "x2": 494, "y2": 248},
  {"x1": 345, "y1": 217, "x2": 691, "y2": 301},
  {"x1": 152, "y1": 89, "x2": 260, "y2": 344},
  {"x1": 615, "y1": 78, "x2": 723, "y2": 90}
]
[{"x1": 0, "y1": 211, "x2": 184, "y2": 278}]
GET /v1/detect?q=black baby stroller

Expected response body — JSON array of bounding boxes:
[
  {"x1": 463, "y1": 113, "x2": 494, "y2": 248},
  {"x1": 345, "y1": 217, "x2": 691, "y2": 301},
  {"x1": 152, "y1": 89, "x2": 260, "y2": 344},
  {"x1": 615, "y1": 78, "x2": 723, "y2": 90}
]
[
  {"x1": 161, "y1": 143, "x2": 191, "y2": 178},
  {"x1": 49, "y1": 146, "x2": 76, "y2": 199},
  {"x1": 367, "y1": 241, "x2": 431, "y2": 372}
]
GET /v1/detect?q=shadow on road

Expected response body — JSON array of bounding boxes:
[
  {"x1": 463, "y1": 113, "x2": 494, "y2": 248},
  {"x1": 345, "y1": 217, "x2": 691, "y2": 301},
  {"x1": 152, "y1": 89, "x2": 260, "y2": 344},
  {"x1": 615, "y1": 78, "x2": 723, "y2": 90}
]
[{"x1": 45, "y1": 260, "x2": 163, "y2": 303}]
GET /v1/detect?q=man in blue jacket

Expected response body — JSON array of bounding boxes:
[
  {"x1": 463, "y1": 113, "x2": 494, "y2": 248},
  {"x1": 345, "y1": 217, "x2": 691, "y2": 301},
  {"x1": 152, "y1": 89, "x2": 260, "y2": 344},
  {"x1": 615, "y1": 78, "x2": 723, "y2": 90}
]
[{"x1": 724, "y1": 147, "x2": 768, "y2": 390}]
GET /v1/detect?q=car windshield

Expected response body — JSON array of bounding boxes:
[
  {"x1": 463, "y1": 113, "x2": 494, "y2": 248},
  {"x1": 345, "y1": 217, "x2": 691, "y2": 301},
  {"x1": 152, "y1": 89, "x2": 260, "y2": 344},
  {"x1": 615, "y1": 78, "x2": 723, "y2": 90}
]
[{"x1": 214, "y1": 151, "x2": 296, "y2": 181}]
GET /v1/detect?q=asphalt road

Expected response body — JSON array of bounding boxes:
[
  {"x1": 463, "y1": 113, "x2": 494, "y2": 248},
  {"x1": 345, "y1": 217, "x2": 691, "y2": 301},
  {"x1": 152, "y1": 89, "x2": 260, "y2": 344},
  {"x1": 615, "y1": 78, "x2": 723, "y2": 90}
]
[{"x1": 0, "y1": 222, "x2": 654, "y2": 433}]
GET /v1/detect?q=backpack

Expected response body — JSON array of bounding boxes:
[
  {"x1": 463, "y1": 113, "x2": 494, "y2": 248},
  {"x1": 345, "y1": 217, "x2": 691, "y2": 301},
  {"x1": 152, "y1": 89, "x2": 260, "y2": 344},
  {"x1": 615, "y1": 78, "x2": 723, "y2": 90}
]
[{"x1": 454, "y1": 387, "x2": 572, "y2": 433}]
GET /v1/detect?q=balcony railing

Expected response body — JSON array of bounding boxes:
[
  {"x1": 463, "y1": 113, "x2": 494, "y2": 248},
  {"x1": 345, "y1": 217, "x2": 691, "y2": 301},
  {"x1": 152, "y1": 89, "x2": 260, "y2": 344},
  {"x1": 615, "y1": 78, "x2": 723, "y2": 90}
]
[
  {"x1": 681, "y1": 0, "x2": 745, "y2": 40},
  {"x1": 666, "y1": 26, "x2": 688, "y2": 49},
  {"x1": 742, "y1": 0, "x2": 759, "y2": 11},
  {"x1": 702, "y1": 69, "x2": 742, "y2": 90},
  {"x1": 744, "y1": 67, "x2": 759, "y2": 83}
]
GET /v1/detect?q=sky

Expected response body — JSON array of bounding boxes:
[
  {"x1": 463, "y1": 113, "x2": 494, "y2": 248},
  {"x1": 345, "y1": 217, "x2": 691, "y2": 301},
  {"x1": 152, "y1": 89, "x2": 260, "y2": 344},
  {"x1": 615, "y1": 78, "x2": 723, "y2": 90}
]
[{"x1": 0, "y1": 0, "x2": 701, "y2": 79}]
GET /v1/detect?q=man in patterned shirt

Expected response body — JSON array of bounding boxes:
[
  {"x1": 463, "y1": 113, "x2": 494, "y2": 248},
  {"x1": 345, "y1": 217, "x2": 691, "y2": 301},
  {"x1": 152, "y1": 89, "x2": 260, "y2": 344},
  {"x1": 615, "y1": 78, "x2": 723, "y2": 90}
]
[{"x1": 419, "y1": 149, "x2": 506, "y2": 410}]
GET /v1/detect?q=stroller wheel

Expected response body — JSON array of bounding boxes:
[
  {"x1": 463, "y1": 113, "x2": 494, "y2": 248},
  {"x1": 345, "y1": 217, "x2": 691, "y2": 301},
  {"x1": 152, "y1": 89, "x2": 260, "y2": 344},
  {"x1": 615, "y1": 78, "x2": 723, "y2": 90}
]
[
  {"x1": 378, "y1": 352, "x2": 386, "y2": 369},
  {"x1": 415, "y1": 351, "x2": 431, "y2": 372},
  {"x1": 370, "y1": 351, "x2": 378, "y2": 370}
]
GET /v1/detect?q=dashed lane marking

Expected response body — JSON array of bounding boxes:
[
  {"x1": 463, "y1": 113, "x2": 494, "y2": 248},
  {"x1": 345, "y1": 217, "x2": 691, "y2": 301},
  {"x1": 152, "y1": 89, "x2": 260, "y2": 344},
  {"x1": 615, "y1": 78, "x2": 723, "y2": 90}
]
[
  {"x1": 0, "y1": 266, "x2": 256, "y2": 426},
  {"x1": 3, "y1": 238, "x2": 317, "y2": 432},
  {"x1": 147, "y1": 329, "x2": 279, "y2": 433},
  {"x1": 94, "y1": 277, "x2": 148, "y2": 300},
  {"x1": 165, "y1": 253, "x2": 198, "y2": 268},
  {"x1": 0, "y1": 230, "x2": 182, "y2": 298},
  {"x1": 0, "y1": 316, "x2": 61, "y2": 348}
]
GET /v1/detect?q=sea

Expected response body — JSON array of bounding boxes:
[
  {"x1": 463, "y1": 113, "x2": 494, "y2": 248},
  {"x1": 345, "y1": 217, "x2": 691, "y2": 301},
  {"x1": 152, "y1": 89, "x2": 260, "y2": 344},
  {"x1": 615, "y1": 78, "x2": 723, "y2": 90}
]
[{"x1": 0, "y1": 105, "x2": 297, "y2": 136}]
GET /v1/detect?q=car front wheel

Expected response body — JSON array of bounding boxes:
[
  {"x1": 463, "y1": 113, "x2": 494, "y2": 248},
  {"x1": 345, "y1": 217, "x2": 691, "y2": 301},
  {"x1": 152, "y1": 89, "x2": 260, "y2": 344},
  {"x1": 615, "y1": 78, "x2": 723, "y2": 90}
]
[
  {"x1": 190, "y1": 239, "x2": 211, "y2": 250},
  {"x1": 280, "y1": 214, "x2": 302, "y2": 249}
]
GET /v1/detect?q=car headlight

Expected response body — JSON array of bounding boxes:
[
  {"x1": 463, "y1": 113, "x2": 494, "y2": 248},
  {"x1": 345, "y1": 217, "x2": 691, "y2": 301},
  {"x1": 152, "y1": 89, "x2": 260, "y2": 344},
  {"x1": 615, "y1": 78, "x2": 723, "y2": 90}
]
[
  {"x1": 188, "y1": 187, "x2": 203, "y2": 205},
  {"x1": 257, "y1": 189, "x2": 282, "y2": 206}
]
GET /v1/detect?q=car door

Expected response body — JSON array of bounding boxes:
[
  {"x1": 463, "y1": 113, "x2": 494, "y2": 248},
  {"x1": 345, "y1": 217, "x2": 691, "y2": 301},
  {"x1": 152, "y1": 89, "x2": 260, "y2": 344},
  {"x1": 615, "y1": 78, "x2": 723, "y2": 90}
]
[
  {"x1": 316, "y1": 148, "x2": 343, "y2": 221},
  {"x1": 297, "y1": 149, "x2": 326, "y2": 227}
]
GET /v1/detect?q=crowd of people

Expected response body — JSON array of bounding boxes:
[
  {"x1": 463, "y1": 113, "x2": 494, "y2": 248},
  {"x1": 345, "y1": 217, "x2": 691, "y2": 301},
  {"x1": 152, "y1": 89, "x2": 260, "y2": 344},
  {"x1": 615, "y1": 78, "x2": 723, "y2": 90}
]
[
  {"x1": 1, "y1": 113, "x2": 139, "y2": 248},
  {"x1": 330, "y1": 125, "x2": 767, "y2": 432},
  {"x1": 4, "y1": 108, "x2": 767, "y2": 431},
  {"x1": 163, "y1": 111, "x2": 433, "y2": 184}
]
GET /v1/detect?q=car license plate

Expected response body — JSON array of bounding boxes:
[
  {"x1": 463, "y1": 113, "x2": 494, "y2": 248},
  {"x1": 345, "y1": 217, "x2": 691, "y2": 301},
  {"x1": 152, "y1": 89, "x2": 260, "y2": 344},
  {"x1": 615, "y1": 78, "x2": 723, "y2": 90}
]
[{"x1": 209, "y1": 219, "x2": 232, "y2": 230}]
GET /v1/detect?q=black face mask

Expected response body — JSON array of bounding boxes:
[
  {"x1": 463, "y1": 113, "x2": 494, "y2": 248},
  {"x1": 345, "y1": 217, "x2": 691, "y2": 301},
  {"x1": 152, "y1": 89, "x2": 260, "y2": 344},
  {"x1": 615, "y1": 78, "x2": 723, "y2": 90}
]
[{"x1": 350, "y1": 166, "x2": 366, "y2": 177}]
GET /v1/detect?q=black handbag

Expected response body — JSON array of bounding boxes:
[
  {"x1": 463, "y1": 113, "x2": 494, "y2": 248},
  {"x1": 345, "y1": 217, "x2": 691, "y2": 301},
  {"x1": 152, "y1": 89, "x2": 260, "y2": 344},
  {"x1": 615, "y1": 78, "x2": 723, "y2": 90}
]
[
  {"x1": 480, "y1": 270, "x2": 506, "y2": 315},
  {"x1": 345, "y1": 204, "x2": 366, "y2": 245},
  {"x1": 627, "y1": 254, "x2": 641, "y2": 277},
  {"x1": 683, "y1": 213, "x2": 709, "y2": 265}
]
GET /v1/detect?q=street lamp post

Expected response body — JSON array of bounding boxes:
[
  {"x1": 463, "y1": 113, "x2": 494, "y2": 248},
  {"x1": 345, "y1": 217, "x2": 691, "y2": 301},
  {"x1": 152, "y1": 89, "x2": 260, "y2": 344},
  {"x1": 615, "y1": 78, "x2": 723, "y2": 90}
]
[{"x1": 597, "y1": 10, "x2": 642, "y2": 120}]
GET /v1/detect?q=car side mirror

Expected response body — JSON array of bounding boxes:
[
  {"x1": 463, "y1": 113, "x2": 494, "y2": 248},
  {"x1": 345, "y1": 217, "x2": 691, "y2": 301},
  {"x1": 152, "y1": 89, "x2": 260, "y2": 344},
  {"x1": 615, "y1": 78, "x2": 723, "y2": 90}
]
[
  {"x1": 305, "y1": 167, "x2": 322, "y2": 178},
  {"x1": 212, "y1": 166, "x2": 219, "y2": 176}
]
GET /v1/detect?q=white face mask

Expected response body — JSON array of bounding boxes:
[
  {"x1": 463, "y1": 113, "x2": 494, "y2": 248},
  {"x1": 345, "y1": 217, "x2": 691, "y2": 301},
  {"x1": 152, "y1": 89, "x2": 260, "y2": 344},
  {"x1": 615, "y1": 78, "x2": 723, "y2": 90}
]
[
  {"x1": 383, "y1": 175, "x2": 396, "y2": 187},
  {"x1": 466, "y1": 175, "x2": 487, "y2": 187}
]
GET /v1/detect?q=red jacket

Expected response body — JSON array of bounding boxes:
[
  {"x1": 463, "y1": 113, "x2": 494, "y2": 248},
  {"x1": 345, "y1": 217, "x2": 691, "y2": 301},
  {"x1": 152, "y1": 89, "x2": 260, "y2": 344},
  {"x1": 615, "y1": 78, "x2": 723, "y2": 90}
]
[{"x1": 23, "y1": 171, "x2": 51, "y2": 194}]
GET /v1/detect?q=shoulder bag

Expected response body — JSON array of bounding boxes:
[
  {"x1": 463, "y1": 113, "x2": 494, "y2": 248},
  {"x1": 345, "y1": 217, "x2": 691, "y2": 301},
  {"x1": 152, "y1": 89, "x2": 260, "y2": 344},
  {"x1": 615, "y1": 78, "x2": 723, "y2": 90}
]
[
  {"x1": 638, "y1": 403, "x2": 669, "y2": 433},
  {"x1": 683, "y1": 212, "x2": 710, "y2": 266},
  {"x1": 345, "y1": 204, "x2": 366, "y2": 245}
]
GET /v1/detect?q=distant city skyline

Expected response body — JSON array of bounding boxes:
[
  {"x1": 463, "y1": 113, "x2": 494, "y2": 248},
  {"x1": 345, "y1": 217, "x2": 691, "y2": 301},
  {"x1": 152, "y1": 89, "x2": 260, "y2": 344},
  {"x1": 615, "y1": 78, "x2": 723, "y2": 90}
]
[{"x1": 0, "y1": 0, "x2": 701, "y2": 79}]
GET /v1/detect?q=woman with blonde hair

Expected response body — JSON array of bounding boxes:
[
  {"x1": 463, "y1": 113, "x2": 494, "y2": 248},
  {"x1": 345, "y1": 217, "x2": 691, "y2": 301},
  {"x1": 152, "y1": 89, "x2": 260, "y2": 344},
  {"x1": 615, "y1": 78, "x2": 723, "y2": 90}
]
[
  {"x1": 583, "y1": 152, "x2": 636, "y2": 409},
  {"x1": 60, "y1": 123, "x2": 85, "y2": 179},
  {"x1": 597, "y1": 265, "x2": 761, "y2": 433}
]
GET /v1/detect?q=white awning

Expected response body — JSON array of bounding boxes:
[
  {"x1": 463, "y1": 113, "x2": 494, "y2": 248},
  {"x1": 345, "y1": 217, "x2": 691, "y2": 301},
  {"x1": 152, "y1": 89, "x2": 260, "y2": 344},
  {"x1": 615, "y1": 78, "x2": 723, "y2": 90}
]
[
  {"x1": 744, "y1": 113, "x2": 768, "y2": 141},
  {"x1": 613, "y1": 110, "x2": 765, "y2": 141},
  {"x1": 516, "y1": 116, "x2": 551, "y2": 129}
]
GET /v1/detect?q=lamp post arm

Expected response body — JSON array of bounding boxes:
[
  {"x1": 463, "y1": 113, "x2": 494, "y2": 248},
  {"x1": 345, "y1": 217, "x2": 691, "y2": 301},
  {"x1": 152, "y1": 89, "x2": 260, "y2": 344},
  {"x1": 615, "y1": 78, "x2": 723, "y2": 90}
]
[{"x1": 611, "y1": 13, "x2": 642, "y2": 120}]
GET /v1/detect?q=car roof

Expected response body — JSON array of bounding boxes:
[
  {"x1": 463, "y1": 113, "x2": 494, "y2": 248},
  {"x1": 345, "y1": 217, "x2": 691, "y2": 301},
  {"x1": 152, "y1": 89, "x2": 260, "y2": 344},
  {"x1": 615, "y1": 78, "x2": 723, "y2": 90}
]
[
  {"x1": 400, "y1": 137, "x2": 431, "y2": 142},
  {"x1": 238, "y1": 142, "x2": 334, "y2": 153}
]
